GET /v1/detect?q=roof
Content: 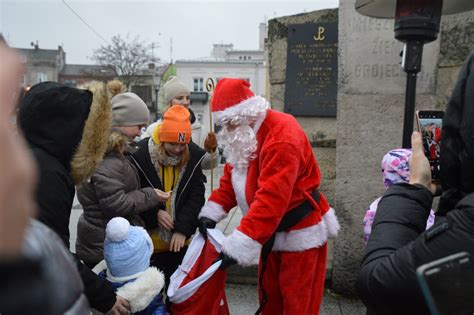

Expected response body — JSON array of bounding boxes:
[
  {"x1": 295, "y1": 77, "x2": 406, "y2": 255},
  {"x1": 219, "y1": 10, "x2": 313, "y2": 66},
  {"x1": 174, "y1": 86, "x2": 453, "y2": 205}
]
[
  {"x1": 17, "y1": 48, "x2": 60, "y2": 62},
  {"x1": 175, "y1": 58, "x2": 264, "y2": 65},
  {"x1": 227, "y1": 50, "x2": 264, "y2": 54},
  {"x1": 135, "y1": 63, "x2": 171, "y2": 76},
  {"x1": 60, "y1": 64, "x2": 115, "y2": 76}
]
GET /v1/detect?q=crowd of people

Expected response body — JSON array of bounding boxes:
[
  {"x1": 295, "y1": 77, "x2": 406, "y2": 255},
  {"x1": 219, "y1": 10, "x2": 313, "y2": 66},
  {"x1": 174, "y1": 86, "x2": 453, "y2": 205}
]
[
  {"x1": 0, "y1": 35, "x2": 336, "y2": 314},
  {"x1": 2, "y1": 31, "x2": 474, "y2": 315}
]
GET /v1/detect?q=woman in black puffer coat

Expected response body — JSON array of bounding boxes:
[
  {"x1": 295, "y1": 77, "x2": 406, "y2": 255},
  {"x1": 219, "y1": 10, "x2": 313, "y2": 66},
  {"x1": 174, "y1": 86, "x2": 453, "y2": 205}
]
[{"x1": 357, "y1": 53, "x2": 474, "y2": 315}]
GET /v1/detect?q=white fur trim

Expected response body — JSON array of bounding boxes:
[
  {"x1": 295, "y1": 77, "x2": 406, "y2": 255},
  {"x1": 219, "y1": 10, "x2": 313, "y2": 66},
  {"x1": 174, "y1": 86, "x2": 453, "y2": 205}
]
[
  {"x1": 272, "y1": 209, "x2": 340, "y2": 252},
  {"x1": 198, "y1": 201, "x2": 228, "y2": 222},
  {"x1": 252, "y1": 107, "x2": 267, "y2": 134},
  {"x1": 213, "y1": 95, "x2": 270, "y2": 124},
  {"x1": 324, "y1": 207, "x2": 340, "y2": 238},
  {"x1": 116, "y1": 267, "x2": 165, "y2": 313},
  {"x1": 222, "y1": 229, "x2": 261, "y2": 266},
  {"x1": 231, "y1": 168, "x2": 249, "y2": 214}
]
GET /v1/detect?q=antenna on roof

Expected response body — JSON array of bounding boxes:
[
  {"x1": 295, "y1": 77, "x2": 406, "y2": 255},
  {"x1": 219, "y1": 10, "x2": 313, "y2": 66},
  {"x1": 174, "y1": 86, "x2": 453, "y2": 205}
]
[{"x1": 170, "y1": 37, "x2": 173, "y2": 63}]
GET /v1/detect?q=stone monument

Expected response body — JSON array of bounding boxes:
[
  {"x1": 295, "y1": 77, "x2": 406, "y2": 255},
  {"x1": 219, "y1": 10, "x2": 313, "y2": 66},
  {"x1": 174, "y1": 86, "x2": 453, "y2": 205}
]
[{"x1": 333, "y1": 0, "x2": 440, "y2": 295}]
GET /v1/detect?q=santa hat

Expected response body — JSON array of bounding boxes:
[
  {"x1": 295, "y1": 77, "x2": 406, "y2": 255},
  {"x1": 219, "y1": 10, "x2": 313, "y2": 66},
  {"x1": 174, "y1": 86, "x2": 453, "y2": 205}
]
[
  {"x1": 104, "y1": 217, "x2": 153, "y2": 278},
  {"x1": 211, "y1": 78, "x2": 269, "y2": 125}
]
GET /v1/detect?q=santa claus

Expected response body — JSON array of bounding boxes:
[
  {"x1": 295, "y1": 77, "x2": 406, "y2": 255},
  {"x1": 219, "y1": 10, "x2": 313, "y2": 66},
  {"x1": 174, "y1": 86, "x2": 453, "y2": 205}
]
[{"x1": 198, "y1": 78, "x2": 339, "y2": 314}]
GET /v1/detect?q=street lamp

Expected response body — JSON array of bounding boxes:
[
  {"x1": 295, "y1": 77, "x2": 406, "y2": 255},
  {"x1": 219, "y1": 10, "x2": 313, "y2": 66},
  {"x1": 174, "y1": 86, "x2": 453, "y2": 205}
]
[
  {"x1": 152, "y1": 69, "x2": 161, "y2": 121},
  {"x1": 355, "y1": 0, "x2": 474, "y2": 148}
]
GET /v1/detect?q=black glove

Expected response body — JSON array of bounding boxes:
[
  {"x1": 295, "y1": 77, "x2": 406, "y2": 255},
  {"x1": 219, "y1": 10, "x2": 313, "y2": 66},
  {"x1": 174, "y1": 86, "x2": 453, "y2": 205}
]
[
  {"x1": 214, "y1": 252, "x2": 237, "y2": 270},
  {"x1": 198, "y1": 217, "x2": 216, "y2": 239}
]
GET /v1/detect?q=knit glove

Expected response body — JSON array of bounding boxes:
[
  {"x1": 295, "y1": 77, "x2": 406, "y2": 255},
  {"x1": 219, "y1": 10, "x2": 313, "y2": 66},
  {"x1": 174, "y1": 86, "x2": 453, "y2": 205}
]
[{"x1": 204, "y1": 132, "x2": 217, "y2": 153}]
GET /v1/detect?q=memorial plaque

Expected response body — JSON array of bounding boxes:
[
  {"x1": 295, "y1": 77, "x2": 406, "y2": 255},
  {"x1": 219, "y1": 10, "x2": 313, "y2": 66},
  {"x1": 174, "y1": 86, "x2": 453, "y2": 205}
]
[{"x1": 284, "y1": 23, "x2": 338, "y2": 117}]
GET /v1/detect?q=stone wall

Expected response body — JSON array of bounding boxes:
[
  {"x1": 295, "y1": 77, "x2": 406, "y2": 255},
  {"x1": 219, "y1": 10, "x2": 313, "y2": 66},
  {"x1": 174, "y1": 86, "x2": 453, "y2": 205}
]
[{"x1": 435, "y1": 11, "x2": 474, "y2": 109}]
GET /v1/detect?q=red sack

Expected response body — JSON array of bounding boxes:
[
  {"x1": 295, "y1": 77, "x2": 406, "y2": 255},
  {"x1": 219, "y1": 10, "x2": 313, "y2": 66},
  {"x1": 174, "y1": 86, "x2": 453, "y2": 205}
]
[{"x1": 168, "y1": 229, "x2": 229, "y2": 315}]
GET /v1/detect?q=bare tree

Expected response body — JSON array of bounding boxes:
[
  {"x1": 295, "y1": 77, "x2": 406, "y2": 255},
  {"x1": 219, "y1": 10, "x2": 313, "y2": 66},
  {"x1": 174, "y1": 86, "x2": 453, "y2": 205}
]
[{"x1": 92, "y1": 34, "x2": 158, "y2": 87}]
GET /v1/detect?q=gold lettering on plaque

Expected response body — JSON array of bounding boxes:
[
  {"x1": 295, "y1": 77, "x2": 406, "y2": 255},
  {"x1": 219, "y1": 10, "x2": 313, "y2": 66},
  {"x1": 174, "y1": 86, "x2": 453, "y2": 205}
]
[{"x1": 313, "y1": 26, "x2": 325, "y2": 41}]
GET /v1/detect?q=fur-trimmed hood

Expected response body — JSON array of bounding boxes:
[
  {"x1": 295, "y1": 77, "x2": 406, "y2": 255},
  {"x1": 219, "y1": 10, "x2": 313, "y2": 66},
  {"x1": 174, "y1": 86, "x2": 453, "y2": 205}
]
[
  {"x1": 106, "y1": 129, "x2": 134, "y2": 155},
  {"x1": 72, "y1": 128, "x2": 132, "y2": 185},
  {"x1": 70, "y1": 81, "x2": 112, "y2": 185},
  {"x1": 93, "y1": 260, "x2": 165, "y2": 313}
]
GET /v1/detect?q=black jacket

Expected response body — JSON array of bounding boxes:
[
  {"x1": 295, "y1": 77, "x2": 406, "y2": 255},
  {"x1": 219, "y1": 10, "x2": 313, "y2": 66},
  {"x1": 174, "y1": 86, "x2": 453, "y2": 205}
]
[
  {"x1": 130, "y1": 137, "x2": 206, "y2": 238},
  {"x1": 18, "y1": 82, "x2": 93, "y2": 246},
  {"x1": 17, "y1": 82, "x2": 116, "y2": 312},
  {"x1": 439, "y1": 52, "x2": 474, "y2": 214},
  {"x1": 356, "y1": 183, "x2": 474, "y2": 314}
]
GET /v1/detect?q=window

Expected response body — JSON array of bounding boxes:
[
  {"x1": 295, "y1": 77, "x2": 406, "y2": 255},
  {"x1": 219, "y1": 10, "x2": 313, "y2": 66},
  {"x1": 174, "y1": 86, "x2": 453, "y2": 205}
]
[
  {"x1": 243, "y1": 56, "x2": 247, "y2": 61},
  {"x1": 131, "y1": 85, "x2": 152, "y2": 104},
  {"x1": 248, "y1": 56, "x2": 252, "y2": 60},
  {"x1": 193, "y1": 78, "x2": 204, "y2": 92},
  {"x1": 37, "y1": 72, "x2": 47, "y2": 83},
  {"x1": 194, "y1": 109, "x2": 204, "y2": 124},
  {"x1": 239, "y1": 56, "x2": 242, "y2": 60}
]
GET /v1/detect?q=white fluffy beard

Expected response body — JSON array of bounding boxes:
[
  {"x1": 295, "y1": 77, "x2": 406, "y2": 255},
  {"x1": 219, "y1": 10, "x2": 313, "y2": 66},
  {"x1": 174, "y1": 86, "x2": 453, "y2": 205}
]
[{"x1": 218, "y1": 124, "x2": 257, "y2": 171}]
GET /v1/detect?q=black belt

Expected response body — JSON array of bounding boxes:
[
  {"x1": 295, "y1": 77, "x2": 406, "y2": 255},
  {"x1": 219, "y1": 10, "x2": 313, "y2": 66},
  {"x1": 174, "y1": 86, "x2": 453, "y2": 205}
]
[{"x1": 255, "y1": 189, "x2": 321, "y2": 315}]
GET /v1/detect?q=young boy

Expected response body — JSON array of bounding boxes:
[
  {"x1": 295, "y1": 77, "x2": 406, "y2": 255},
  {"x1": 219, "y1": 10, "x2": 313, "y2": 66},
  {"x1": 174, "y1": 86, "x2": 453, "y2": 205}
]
[{"x1": 93, "y1": 217, "x2": 167, "y2": 314}]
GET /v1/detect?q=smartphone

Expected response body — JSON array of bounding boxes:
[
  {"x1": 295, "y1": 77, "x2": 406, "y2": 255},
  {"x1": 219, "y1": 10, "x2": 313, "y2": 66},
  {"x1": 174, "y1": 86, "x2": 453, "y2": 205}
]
[
  {"x1": 416, "y1": 252, "x2": 474, "y2": 315},
  {"x1": 415, "y1": 110, "x2": 444, "y2": 180}
]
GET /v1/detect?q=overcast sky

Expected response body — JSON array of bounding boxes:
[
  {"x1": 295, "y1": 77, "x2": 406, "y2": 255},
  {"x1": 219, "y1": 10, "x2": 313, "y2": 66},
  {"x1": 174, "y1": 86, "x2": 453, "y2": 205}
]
[{"x1": 1, "y1": 0, "x2": 338, "y2": 64}]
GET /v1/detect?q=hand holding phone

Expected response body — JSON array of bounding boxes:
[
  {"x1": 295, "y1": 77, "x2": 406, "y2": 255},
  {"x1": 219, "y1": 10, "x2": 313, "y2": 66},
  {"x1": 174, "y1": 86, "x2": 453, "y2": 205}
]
[{"x1": 415, "y1": 110, "x2": 444, "y2": 180}]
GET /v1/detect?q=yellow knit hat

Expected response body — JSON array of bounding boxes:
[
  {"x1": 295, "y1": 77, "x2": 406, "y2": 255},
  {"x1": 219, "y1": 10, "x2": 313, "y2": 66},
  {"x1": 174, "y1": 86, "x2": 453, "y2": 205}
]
[{"x1": 159, "y1": 105, "x2": 191, "y2": 144}]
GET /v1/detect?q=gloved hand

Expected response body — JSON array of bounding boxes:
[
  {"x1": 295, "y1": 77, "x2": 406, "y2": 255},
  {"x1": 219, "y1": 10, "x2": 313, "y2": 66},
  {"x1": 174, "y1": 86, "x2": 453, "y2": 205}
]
[
  {"x1": 214, "y1": 252, "x2": 237, "y2": 270},
  {"x1": 203, "y1": 132, "x2": 217, "y2": 153},
  {"x1": 198, "y1": 217, "x2": 216, "y2": 239}
]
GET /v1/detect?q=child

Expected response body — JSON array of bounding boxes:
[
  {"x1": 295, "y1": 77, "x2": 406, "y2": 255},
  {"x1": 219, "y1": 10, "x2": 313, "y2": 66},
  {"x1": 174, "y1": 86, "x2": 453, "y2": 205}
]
[
  {"x1": 93, "y1": 217, "x2": 167, "y2": 314},
  {"x1": 363, "y1": 149, "x2": 435, "y2": 244}
]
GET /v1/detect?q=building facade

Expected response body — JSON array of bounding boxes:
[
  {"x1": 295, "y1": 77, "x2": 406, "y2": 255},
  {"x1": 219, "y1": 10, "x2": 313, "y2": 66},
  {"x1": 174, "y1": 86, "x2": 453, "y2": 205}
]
[
  {"x1": 59, "y1": 64, "x2": 116, "y2": 87},
  {"x1": 17, "y1": 43, "x2": 65, "y2": 89},
  {"x1": 175, "y1": 23, "x2": 267, "y2": 131}
]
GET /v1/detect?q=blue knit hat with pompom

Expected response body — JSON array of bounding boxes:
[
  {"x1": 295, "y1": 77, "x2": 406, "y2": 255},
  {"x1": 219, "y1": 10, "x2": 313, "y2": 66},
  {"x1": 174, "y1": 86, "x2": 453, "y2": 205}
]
[{"x1": 104, "y1": 217, "x2": 153, "y2": 278}]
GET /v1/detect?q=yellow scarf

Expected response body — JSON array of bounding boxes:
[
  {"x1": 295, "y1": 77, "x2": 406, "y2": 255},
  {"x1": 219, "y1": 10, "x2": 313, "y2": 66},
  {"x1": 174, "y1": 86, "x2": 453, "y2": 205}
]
[{"x1": 150, "y1": 123, "x2": 190, "y2": 252}]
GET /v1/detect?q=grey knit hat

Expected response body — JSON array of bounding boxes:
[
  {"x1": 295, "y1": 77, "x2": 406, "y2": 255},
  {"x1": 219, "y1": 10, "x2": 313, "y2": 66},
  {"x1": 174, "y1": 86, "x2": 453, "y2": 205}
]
[
  {"x1": 163, "y1": 76, "x2": 189, "y2": 105},
  {"x1": 111, "y1": 92, "x2": 150, "y2": 126}
]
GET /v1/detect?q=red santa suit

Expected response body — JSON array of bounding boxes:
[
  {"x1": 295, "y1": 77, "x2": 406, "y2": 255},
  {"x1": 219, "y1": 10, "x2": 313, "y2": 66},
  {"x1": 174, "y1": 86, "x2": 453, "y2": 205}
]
[{"x1": 199, "y1": 78, "x2": 339, "y2": 315}]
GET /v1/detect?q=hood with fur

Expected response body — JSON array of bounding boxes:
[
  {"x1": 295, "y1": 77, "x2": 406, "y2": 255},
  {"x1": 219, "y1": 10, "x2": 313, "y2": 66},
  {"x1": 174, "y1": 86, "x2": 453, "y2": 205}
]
[
  {"x1": 18, "y1": 81, "x2": 112, "y2": 185},
  {"x1": 70, "y1": 81, "x2": 113, "y2": 184}
]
